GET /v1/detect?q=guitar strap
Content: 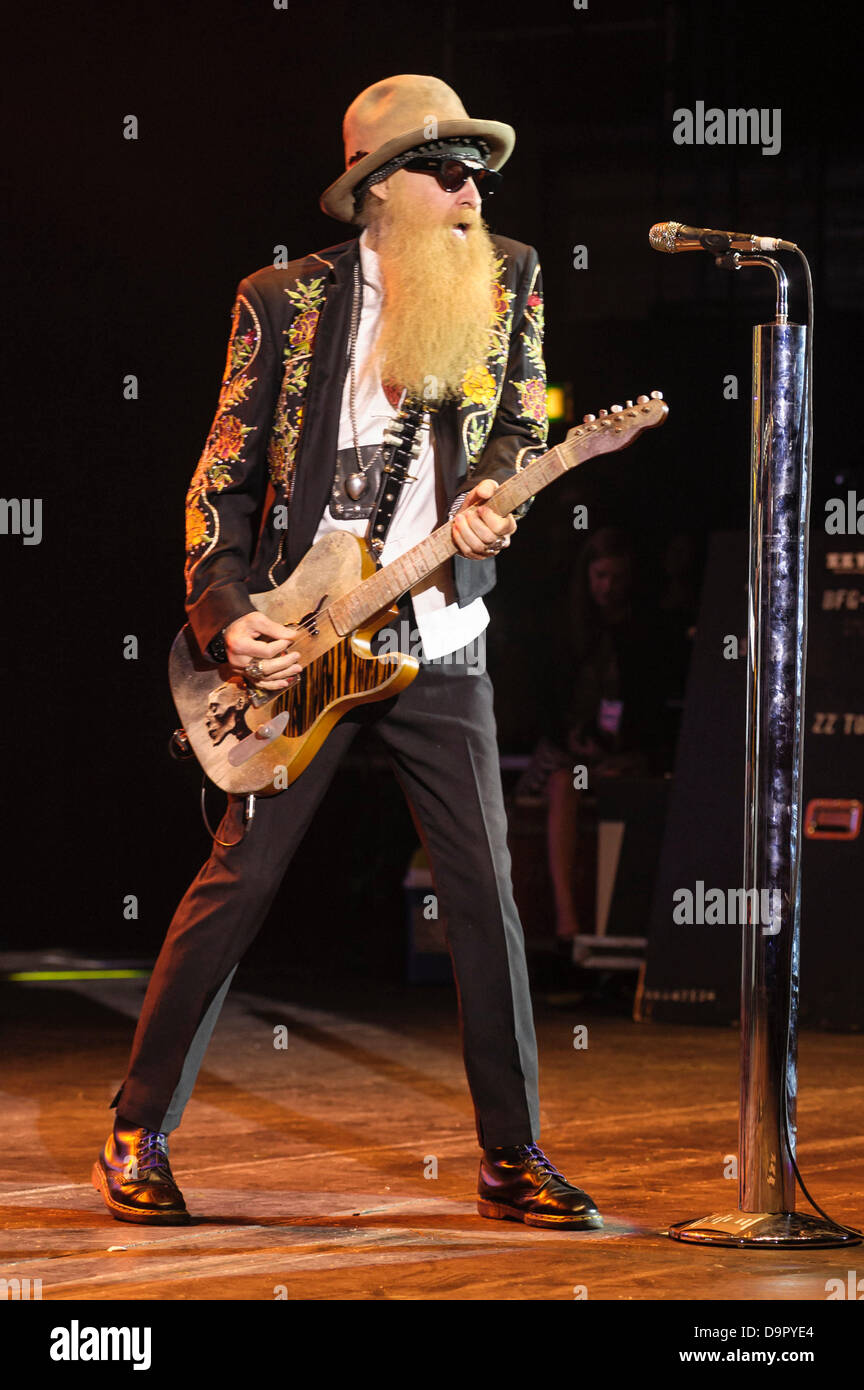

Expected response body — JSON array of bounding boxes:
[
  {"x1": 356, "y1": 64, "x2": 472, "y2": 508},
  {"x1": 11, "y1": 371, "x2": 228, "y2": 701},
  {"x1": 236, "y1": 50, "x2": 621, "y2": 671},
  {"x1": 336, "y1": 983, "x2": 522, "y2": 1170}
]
[
  {"x1": 344, "y1": 261, "x2": 431, "y2": 569},
  {"x1": 364, "y1": 398, "x2": 429, "y2": 565}
]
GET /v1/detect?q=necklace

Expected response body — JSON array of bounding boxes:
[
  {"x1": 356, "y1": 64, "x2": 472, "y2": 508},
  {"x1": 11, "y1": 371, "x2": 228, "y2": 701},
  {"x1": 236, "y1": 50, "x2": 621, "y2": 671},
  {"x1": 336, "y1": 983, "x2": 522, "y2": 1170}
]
[{"x1": 345, "y1": 260, "x2": 408, "y2": 499}]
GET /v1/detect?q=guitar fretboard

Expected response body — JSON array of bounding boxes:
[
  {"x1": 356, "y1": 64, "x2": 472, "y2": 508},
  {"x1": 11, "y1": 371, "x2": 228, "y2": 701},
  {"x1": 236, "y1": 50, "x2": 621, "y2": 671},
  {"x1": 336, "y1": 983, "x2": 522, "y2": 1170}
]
[{"x1": 328, "y1": 441, "x2": 573, "y2": 635}]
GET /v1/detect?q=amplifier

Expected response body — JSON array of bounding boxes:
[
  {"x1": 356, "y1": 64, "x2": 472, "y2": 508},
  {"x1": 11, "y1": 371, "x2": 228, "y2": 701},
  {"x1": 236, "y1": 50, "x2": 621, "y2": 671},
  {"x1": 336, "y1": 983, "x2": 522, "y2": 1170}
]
[{"x1": 642, "y1": 531, "x2": 864, "y2": 1029}]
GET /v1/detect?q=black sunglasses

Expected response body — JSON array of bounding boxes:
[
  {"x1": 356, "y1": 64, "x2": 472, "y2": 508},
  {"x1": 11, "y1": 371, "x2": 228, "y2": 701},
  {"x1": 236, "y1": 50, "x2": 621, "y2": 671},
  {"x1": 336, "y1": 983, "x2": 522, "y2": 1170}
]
[{"x1": 401, "y1": 156, "x2": 502, "y2": 197}]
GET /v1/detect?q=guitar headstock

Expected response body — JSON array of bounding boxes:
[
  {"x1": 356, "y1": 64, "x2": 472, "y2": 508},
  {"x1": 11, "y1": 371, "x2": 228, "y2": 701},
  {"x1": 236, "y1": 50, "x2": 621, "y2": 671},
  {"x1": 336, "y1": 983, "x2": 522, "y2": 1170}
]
[{"x1": 562, "y1": 391, "x2": 668, "y2": 465}]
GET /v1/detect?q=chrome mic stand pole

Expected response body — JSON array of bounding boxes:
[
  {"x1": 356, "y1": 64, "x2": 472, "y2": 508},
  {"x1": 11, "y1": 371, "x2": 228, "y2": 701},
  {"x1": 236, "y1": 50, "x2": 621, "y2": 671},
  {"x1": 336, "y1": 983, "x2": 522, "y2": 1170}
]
[{"x1": 668, "y1": 253, "x2": 859, "y2": 1248}]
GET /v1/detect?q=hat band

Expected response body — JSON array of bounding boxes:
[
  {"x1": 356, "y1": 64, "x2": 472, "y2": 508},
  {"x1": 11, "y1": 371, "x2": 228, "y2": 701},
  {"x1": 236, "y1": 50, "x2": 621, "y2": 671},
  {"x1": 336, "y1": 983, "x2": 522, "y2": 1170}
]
[{"x1": 352, "y1": 137, "x2": 491, "y2": 212}]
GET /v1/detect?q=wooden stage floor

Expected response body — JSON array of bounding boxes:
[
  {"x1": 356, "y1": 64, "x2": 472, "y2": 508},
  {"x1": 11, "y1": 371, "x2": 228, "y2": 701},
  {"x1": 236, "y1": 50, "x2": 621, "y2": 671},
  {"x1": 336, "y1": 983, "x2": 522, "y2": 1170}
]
[{"x1": 1, "y1": 968, "x2": 862, "y2": 1302}]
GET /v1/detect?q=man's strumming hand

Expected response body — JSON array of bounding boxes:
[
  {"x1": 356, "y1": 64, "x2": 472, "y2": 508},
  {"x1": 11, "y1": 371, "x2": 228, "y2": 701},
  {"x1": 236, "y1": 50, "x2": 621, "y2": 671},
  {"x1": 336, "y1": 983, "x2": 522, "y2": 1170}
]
[
  {"x1": 223, "y1": 611, "x2": 303, "y2": 690},
  {"x1": 451, "y1": 478, "x2": 516, "y2": 559}
]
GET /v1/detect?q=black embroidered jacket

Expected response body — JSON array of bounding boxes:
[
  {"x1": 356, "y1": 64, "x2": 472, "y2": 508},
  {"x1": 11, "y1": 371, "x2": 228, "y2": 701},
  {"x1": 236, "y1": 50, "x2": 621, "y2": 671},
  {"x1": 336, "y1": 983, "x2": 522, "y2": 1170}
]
[{"x1": 184, "y1": 233, "x2": 548, "y2": 653}]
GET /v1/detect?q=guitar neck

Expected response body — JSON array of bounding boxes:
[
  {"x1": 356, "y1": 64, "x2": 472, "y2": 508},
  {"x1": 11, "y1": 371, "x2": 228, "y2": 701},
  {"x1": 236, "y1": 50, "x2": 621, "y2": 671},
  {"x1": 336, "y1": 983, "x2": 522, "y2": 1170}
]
[{"x1": 328, "y1": 442, "x2": 572, "y2": 635}]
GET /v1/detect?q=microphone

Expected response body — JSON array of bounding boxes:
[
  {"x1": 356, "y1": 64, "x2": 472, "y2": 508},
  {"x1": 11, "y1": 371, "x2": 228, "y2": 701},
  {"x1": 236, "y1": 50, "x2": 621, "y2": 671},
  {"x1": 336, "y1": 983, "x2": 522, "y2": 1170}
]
[{"x1": 649, "y1": 221, "x2": 797, "y2": 254}]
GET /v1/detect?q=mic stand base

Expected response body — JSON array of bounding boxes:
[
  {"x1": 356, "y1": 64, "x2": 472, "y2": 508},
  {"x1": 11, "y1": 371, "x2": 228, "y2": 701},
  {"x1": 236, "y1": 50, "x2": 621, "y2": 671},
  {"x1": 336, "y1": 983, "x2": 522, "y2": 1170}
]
[{"x1": 667, "y1": 1210, "x2": 860, "y2": 1249}]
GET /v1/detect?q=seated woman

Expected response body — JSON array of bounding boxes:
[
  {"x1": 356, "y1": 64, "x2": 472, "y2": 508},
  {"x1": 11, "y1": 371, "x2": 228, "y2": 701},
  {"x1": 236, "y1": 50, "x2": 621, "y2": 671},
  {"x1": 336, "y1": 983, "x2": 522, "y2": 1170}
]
[{"x1": 519, "y1": 528, "x2": 675, "y2": 944}]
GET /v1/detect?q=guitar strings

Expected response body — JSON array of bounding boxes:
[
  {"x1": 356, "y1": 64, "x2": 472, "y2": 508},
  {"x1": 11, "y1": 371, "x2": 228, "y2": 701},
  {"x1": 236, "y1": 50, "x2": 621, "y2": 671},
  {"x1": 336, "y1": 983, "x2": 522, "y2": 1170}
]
[
  {"x1": 246, "y1": 455, "x2": 557, "y2": 668},
  {"x1": 246, "y1": 508, "x2": 517, "y2": 675},
  {"x1": 237, "y1": 416, "x2": 656, "y2": 682},
  {"x1": 253, "y1": 497, "x2": 523, "y2": 646}
]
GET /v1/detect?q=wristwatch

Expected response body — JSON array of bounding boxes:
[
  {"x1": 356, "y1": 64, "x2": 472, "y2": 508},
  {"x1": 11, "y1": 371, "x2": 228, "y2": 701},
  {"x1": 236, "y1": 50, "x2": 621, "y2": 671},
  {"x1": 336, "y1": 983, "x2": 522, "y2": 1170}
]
[{"x1": 207, "y1": 626, "x2": 229, "y2": 664}]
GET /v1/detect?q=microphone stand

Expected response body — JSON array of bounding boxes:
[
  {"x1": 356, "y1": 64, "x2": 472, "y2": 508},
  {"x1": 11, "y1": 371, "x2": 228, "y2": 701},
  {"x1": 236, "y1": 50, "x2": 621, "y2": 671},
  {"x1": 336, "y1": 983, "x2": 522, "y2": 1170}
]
[{"x1": 667, "y1": 252, "x2": 860, "y2": 1248}]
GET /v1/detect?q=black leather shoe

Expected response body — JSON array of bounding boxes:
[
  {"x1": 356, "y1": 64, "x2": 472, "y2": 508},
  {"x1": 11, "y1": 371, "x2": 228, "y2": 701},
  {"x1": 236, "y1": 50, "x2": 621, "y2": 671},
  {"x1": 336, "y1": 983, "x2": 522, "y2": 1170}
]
[
  {"x1": 478, "y1": 1143, "x2": 603, "y2": 1229},
  {"x1": 91, "y1": 1123, "x2": 191, "y2": 1225}
]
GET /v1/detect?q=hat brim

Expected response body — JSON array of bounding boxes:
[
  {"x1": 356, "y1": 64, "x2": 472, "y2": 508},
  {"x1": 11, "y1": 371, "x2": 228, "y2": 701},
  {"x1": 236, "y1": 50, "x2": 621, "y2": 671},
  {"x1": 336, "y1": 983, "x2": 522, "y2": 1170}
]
[{"x1": 319, "y1": 119, "x2": 516, "y2": 223}]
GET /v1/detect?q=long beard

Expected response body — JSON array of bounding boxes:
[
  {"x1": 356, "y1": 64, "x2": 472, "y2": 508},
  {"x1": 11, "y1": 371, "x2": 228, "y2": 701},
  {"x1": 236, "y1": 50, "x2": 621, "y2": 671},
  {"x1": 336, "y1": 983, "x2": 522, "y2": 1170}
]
[{"x1": 363, "y1": 179, "x2": 499, "y2": 402}]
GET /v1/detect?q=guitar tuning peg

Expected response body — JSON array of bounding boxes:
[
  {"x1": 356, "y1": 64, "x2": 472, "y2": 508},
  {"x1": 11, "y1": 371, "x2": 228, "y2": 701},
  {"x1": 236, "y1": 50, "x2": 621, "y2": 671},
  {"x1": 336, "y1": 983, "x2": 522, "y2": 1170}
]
[
  {"x1": 610, "y1": 404, "x2": 623, "y2": 413},
  {"x1": 583, "y1": 413, "x2": 596, "y2": 423},
  {"x1": 598, "y1": 409, "x2": 608, "y2": 418},
  {"x1": 636, "y1": 394, "x2": 649, "y2": 404},
  {"x1": 625, "y1": 400, "x2": 633, "y2": 408},
  {"x1": 650, "y1": 389, "x2": 664, "y2": 399}
]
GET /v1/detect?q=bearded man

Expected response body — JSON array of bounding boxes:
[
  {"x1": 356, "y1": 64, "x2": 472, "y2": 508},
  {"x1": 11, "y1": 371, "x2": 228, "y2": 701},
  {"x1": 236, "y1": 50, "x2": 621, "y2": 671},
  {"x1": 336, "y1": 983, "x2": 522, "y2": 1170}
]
[{"x1": 93, "y1": 74, "x2": 604, "y2": 1232}]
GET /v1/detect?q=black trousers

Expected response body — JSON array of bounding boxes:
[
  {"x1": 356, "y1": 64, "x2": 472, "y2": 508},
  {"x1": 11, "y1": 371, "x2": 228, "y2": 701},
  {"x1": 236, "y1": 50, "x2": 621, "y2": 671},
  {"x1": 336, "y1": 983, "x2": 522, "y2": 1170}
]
[{"x1": 110, "y1": 649, "x2": 541, "y2": 1151}]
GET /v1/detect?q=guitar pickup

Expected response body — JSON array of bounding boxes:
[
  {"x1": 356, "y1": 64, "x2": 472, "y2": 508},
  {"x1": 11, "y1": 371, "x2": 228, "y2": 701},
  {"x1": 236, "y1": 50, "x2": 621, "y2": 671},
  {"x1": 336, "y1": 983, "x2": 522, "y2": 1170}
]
[{"x1": 227, "y1": 711, "x2": 291, "y2": 766}]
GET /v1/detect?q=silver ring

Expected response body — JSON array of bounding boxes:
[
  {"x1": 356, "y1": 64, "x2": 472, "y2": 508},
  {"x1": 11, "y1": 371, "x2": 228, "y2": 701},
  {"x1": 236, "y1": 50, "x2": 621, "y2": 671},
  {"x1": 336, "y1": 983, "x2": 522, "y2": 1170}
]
[{"x1": 245, "y1": 659, "x2": 265, "y2": 681}]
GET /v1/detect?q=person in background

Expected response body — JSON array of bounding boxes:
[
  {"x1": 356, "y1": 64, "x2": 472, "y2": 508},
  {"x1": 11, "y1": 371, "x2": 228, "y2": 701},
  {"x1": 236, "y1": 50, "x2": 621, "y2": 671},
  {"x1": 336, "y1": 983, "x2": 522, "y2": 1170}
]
[{"x1": 520, "y1": 528, "x2": 671, "y2": 944}]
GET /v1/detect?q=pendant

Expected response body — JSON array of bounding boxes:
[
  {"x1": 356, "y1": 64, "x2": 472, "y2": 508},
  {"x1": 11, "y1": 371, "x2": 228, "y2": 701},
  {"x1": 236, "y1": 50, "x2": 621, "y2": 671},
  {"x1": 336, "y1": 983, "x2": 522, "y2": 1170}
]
[{"x1": 345, "y1": 473, "x2": 367, "y2": 500}]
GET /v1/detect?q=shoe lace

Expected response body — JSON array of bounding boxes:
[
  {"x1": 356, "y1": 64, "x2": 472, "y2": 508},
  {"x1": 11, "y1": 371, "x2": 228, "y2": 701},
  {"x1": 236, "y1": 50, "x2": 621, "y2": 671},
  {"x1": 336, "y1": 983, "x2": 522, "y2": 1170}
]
[
  {"x1": 517, "y1": 1144, "x2": 563, "y2": 1180},
  {"x1": 124, "y1": 1130, "x2": 171, "y2": 1181}
]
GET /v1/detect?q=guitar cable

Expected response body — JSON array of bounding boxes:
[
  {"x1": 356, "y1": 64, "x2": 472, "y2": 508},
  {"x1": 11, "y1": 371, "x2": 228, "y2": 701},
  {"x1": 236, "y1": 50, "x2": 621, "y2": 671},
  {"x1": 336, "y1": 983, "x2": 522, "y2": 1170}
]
[
  {"x1": 168, "y1": 727, "x2": 256, "y2": 845},
  {"x1": 778, "y1": 249, "x2": 862, "y2": 1242},
  {"x1": 199, "y1": 778, "x2": 256, "y2": 847}
]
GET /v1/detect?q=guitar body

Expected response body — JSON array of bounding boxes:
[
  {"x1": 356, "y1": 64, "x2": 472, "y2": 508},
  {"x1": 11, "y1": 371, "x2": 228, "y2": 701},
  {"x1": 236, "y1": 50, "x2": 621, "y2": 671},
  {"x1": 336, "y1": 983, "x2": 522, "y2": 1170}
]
[
  {"x1": 169, "y1": 393, "x2": 668, "y2": 798},
  {"x1": 169, "y1": 532, "x2": 420, "y2": 796}
]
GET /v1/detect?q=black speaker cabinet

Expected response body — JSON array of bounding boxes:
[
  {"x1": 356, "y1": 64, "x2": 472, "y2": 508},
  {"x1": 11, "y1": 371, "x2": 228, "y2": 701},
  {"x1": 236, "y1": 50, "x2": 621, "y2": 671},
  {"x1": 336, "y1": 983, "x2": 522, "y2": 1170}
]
[{"x1": 642, "y1": 531, "x2": 864, "y2": 1029}]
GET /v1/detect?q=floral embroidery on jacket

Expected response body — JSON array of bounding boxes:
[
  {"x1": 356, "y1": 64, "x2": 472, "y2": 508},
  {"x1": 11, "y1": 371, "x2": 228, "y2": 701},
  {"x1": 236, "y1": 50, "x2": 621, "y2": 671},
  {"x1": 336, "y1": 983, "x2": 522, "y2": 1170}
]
[
  {"x1": 459, "y1": 256, "x2": 547, "y2": 470},
  {"x1": 267, "y1": 277, "x2": 327, "y2": 494},
  {"x1": 516, "y1": 269, "x2": 548, "y2": 444},
  {"x1": 461, "y1": 364, "x2": 497, "y2": 408},
  {"x1": 185, "y1": 294, "x2": 260, "y2": 585},
  {"x1": 486, "y1": 269, "x2": 516, "y2": 370},
  {"x1": 459, "y1": 256, "x2": 514, "y2": 466},
  {"x1": 517, "y1": 375, "x2": 547, "y2": 424},
  {"x1": 183, "y1": 241, "x2": 548, "y2": 637}
]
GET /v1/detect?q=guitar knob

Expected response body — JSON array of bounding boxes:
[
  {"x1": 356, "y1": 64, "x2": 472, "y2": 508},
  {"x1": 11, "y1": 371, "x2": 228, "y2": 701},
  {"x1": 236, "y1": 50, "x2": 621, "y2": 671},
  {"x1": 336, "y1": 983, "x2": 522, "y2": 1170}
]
[
  {"x1": 636, "y1": 394, "x2": 649, "y2": 404},
  {"x1": 169, "y1": 728, "x2": 194, "y2": 761},
  {"x1": 583, "y1": 414, "x2": 596, "y2": 423},
  {"x1": 650, "y1": 389, "x2": 664, "y2": 399},
  {"x1": 610, "y1": 404, "x2": 623, "y2": 413}
]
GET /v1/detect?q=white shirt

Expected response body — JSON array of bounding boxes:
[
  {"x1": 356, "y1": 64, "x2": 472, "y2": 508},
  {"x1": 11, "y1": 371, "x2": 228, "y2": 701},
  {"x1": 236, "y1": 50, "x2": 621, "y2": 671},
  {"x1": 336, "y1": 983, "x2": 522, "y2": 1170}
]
[{"x1": 312, "y1": 229, "x2": 489, "y2": 661}]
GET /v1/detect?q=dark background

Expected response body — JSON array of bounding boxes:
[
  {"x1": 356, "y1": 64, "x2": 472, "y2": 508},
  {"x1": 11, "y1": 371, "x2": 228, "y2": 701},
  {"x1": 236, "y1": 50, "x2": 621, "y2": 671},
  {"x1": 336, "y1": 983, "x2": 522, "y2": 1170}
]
[{"x1": 5, "y1": 0, "x2": 862, "y2": 974}]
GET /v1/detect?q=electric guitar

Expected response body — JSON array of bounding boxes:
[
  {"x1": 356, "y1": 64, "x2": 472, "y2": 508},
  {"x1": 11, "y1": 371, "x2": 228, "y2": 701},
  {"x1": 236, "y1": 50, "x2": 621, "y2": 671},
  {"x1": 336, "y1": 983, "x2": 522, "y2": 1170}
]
[{"x1": 169, "y1": 393, "x2": 668, "y2": 795}]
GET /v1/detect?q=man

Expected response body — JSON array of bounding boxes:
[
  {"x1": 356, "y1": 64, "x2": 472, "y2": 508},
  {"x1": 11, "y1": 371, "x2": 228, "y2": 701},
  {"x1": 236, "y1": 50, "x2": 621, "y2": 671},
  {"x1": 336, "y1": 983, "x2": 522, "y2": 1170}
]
[{"x1": 93, "y1": 74, "x2": 603, "y2": 1232}]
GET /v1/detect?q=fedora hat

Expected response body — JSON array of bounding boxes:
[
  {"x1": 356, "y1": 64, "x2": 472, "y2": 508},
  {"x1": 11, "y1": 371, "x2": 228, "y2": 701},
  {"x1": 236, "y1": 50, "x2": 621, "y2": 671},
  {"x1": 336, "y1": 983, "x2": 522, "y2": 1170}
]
[{"x1": 320, "y1": 73, "x2": 515, "y2": 223}]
